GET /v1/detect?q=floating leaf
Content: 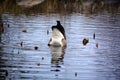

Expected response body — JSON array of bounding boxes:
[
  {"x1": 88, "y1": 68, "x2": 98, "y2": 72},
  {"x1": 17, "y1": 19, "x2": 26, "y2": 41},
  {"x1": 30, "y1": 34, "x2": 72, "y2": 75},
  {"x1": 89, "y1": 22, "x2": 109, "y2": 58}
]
[
  {"x1": 47, "y1": 30, "x2": 49, "y2": 35},
  {"x1": 93, "y1": 32, "x2": 95, "y2": 39},
  {"x1": 75, "y1": 72, "x2": 77, "y2": 77},
  {"x1": 0, "y1": 22, "x2": 4, "y2": 32},
  {"x1": 42, "y1": 57, "x2": 44, "y2": 60},
  {"x1": 22, "y1": 29, "x2": 27, "y2": 33},
  {"x1": 36, "y1": 63, "x2": 40, "y2": 66},
  {"x1": 96, "y1": 43, "x2": 98, "y2": 48},
  {"x1": 51, "y1": 69, "x2": 60, "y2": 72},
  {"x1": 34, "y1": 46, "x2": 39, "y2": 50},
  {"x1": 83, "y1": 38, "x2": 89, "y2": 45},
  {"x1": 20, "y1": 41, "x2": 23, "y2": 47}
]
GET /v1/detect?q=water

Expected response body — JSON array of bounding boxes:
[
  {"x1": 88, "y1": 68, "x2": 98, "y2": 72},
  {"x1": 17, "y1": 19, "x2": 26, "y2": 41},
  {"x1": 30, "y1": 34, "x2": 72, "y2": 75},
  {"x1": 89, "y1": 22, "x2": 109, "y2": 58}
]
[{"x1": 0, "y1": 13, "x2": 120, "y2": 80}]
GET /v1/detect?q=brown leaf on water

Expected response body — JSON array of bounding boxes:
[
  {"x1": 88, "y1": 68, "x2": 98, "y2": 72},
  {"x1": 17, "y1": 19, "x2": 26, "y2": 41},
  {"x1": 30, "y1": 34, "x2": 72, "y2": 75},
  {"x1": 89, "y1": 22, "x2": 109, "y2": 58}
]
[
  {"x1": 0, "y1": 22, "x2": 4, "y2": 32},
  {"x1": 20, "y1": 41, "x2": 23, "y2": 47},
  {"x1": 22, "y1": 29, "x2": 27, "y2": 33},
  {"x1": 17, "y1": 41, "x2": 23, "y2": 47},
  {"x1": 75, "y1": 72, "x2": 77, "y2": 77},
  {"x1": 36, "y1": 63, "x2": 40, "y2": 66},
  {"x1": 96, "y1": 43, "x2": 98, "y2": 48},
  {"x1": 34, "y1": 46, "x2": 39, "y2": 50},
  {"x1": 93, "y1": 32, "x2": 95, "y2": 39},
  {"x1": 83, "y1": 38, "x2": 89, "y2": 46},
  {"x1": 42, "y1": 57, "x2": 44, "y2": 60},
  {"x1": 47, "y1": 30, "x2": 49, "y2": 35}
]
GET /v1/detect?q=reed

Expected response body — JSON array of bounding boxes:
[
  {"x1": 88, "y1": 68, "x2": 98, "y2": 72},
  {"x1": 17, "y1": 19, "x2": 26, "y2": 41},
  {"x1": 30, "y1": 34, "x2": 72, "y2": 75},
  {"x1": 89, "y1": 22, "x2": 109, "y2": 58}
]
[{"x1": 0, "y1": 0, "x2": 119, "y2": 15}]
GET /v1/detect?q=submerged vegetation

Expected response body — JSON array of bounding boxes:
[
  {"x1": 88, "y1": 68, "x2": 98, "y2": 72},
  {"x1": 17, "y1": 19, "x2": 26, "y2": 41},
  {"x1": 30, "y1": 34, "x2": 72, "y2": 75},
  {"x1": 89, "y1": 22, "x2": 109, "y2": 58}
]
[{"x1": 0, "y1": 0, "x2": 120, "y2": 15}]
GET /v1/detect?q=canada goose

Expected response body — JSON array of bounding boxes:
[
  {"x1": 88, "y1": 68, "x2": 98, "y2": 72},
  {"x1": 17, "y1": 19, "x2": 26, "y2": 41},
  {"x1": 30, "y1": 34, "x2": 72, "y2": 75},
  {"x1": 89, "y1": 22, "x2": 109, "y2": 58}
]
[{"x1": 48, "y1": 21, "x2": 66, "y2": 47}]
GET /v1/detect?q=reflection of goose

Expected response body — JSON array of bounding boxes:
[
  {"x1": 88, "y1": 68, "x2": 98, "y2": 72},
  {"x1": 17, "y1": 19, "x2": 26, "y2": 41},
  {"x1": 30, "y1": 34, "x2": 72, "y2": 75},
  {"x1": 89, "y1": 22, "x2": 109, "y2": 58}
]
[
  {"x1": 50, "y1": 46, "x2": 66, "y2": 64},
  {"x1": 48, "y1": 21, "x2": 67, "y2": 47}
]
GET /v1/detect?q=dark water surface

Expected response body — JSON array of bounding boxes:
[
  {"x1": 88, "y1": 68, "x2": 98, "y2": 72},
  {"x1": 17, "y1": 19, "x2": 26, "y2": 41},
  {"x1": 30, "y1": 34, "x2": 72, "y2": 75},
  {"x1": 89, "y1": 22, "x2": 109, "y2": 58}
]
[{"x1": 0, "y1": 13, "x2": 120, "y2": 80}]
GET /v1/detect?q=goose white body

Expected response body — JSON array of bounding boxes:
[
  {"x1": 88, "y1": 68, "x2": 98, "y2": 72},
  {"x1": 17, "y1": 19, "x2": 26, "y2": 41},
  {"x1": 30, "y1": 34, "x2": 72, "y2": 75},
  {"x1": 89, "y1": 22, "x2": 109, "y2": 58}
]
[
  {"x1": 49, "y1": 28, "x2": 66, "y2": 47},
  {"x1": 48, "y1": 21, "x2": 66, "y2": 47}
]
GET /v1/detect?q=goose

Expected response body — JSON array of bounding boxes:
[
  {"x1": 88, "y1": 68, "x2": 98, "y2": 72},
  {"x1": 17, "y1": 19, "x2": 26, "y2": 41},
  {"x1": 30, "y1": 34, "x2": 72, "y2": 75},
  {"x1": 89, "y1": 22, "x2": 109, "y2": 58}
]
[{"x1": 48, "y1": 21, "x2": 66, "y2": 47}]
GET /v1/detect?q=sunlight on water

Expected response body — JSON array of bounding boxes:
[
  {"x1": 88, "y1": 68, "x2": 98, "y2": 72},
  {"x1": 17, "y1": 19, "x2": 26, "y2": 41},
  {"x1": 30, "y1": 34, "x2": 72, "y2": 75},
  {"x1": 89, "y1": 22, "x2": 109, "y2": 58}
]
[{"x1": 0, "y1": 13, "x2": 120, "y2": 80}]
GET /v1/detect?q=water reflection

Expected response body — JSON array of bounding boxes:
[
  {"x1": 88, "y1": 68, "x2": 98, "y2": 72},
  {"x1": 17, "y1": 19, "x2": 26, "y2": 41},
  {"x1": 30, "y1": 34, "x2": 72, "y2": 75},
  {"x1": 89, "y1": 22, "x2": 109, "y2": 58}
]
[
  {"x1": 0, "y1": 13, "x2": 120, "y2": 80},
  {"x1": 50, "y1": 46, "x2": 66, "y2": 65}
]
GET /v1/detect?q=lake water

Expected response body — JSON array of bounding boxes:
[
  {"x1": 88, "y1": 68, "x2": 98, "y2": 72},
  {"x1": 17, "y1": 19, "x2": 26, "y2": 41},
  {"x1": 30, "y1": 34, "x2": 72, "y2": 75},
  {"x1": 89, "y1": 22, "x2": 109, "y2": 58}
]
[{"x1": 0, "y1": 13, "x2": 120, "y2": 80}]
